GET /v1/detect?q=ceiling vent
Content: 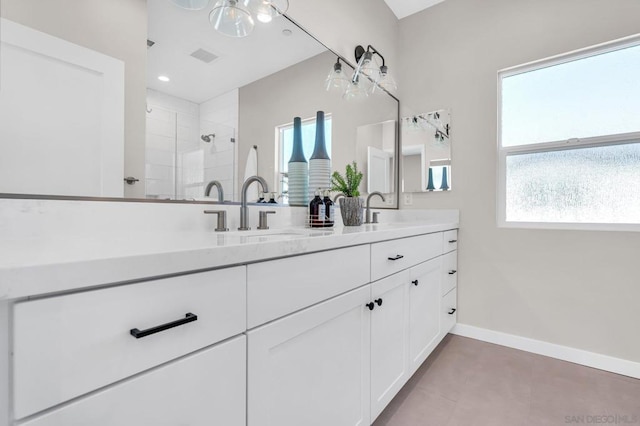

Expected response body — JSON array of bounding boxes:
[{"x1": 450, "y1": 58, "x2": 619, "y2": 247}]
[
  {"x1": 190, "y1": 48, "x2": 218, "y2": 64},
  {"x1": 147, "y1": 39, "x2": 155, "y2": 48}
]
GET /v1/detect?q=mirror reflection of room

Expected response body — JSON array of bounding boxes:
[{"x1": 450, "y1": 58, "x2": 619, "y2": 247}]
[{"x1": 402, "y1": 110, "x2": 451, "y2": 192}]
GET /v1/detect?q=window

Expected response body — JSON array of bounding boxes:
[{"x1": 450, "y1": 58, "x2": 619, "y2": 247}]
[
  {"x1": 498, "y1": 37, "x2": 640, "y2": 230},
  {"x1": 277, "y1": 115, "x2": 332, "y2": 204}
]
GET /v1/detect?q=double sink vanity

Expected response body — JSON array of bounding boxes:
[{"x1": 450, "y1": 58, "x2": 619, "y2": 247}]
[{"x1": 0, "y1": 202, "x2": 458, "y2": 426}]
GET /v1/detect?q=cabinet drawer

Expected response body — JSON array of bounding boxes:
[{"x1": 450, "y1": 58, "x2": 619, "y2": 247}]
[
  {"x1": 13, "y1": 267, "x2": 246, "y2": 419},
  {"x1": 247, "y1": 245, "x2": 370, "y2": 328},
  {"x1": 21, "y1": 336, "x2": 246, "y2": 426},
  {"x1": 371, "y1": 233, "x2": 442, "y2": 281},
  {"x1": 443, "y1": 229, "x2": 458, "y2": 253},
  {"x1": 441, "y1": 251, "x2": 458, "y2": 296},
  {"x1": 442, "y1": 288, "x2": 457, "y2": 336}
]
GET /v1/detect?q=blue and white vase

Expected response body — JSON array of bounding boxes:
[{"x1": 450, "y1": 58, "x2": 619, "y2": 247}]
[
  {"x1": 440, "y1": 166, "x2": 450, "y2": 191},
  {"x1": 288, "y1": 117, "x2": 308, "y2": 206},
  {"x1": 308, "y1": 111, "x2": 331, "y2": 200}
]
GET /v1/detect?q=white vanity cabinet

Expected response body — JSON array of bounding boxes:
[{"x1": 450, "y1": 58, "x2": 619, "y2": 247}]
[
  {"x1": 3, "y1": 224, "x2": 458, "y2": 426},
  {"x1": 247, "y1": 286, "x2": 372, "y2": 426}
]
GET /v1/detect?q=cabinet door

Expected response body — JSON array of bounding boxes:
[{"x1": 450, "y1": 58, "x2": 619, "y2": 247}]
[
  {"x1": 21, "y1": 336, "x2": 246, "y2": 426},
  {"x1": 247, "y1": 286, "x2": 371, "y2": 426},
  {"x1": 408, "y1": 258, "x2": 442, "y2": 376},
  {"x1": 370, "y1": 270, "x2": 411, "y2": 422}
]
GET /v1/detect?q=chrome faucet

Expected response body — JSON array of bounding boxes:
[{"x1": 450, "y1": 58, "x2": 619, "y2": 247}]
[
  {"x1": 239, "y1": 176, "x2": 269, "y2": 231},
  {"x1": 333, "y1": 193, "x2": 345, "y2": 204},
  {"x1": 365, "y1": 191, "x2": 385, "y2": 224},
  {"x1": 205, "y1": 180, "x2": 224, "y2": 202}
]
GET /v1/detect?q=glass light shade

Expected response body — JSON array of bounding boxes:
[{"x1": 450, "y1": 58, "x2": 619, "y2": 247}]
[
  {"x1": 343, "y1": 77, "x2": 368, "y2": 101},
  {"x1": 209, "y1": 0, "x2": 255, "y2": 38},
  {"x1": 170, "y1": 0, "x2": 211, "y2": 10},
  {"x1": 325, "y1": 62, "x2": 350, "y2": 92},
  {"x1": 373, "y1": 68, "x2": 397, "y2": 94},
  {"x1": 248, "y1": 0, "x2": 289, "y2": 23}
]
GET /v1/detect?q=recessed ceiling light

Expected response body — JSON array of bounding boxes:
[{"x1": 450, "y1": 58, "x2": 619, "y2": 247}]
[
  {"x1": 282, "y1": 29, "x2": 292, "y2": 36},
  {"x1": 158, "y1": 75, "x2": 170, "y2": 82}
]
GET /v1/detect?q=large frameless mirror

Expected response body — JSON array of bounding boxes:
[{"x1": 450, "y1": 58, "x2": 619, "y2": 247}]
[{"x1": 0, "y1": 0, "x2": 399, "y2": 208}]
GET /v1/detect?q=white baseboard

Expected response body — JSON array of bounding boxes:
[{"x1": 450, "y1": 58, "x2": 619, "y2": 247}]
[{"x1": 451, "y1": 323, "x2": 640, "y2": 379}]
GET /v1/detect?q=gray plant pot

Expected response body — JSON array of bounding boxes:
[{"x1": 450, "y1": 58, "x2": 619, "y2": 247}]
[{"x1": 339, "y1": 196, "x2": 364, "y2": 226}]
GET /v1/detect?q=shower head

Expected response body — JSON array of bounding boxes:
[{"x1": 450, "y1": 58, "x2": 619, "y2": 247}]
[{"x1": 201, "y1": 134, "x2": 215, "y2": 143}]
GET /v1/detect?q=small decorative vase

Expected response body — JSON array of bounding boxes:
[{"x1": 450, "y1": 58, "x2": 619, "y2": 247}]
[
  {"x1": 440, "y1": 166, "x2": 450, "y2": 191},
  {"x1": 308, "y1": 111, "x2": 331, "y2": 200},
  {"x1": 339, "y1": 196, "x2": 364, "y2": 226},
  {"x1": 426, "y1": 168, "x2": 435, "y2": 191},
  {"x1": 288, "y1": 117, "x2": 308, "y2": 206}
]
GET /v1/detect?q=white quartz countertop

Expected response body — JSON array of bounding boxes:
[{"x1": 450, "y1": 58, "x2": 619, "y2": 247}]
[{"x1": 0, "y1": 220, "x2": 457, "y2": 300}]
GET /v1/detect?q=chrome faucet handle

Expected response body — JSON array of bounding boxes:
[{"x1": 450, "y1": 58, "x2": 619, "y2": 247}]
[
  {"x1": 204, "y1": 210, "x2": 229, "y2": 232},
  {"x1": 257, "y1": 211, "x2": 276, "y2": 230},
  {"x1": 372, "y1": 212, "x2": 380, "y2": 224}
]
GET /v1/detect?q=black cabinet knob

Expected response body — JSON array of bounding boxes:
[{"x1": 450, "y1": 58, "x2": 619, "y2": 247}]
[
  {"x1": 375, "y1": 298, "x2": 383, "y2": 306},
  {"x1": 448, "y1": 308, "x2": 457, "y2": 315},
  {"x1": 412, "y1": 280, "x2": 419, "y2": 286},
  {"x1": 448, "y1": 270, "x2": 457, "y2": 275},
  {"x1": 366, "y1": 302, "x2": 375, "y2": 311},
  {"x1": 448, "y1": 239, "x2": 457, "y2": 243},
  {"x1": 387, "y1": 254, "x2": 404, "y2": 261}
]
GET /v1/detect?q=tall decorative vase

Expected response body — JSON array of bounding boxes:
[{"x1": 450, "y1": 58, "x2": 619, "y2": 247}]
[
  {"x1": 308, "y1": 111, "x2": 331, "y2": 200},
  {"x1": 440, "y1": 166, "x2": 450, "y2": 191},
  {"x1": 288, "y1": 117, "x2": 308, "y2": 206},
  {"x1": 426, "y1": 167, "x2": 435, "y2": 191}
]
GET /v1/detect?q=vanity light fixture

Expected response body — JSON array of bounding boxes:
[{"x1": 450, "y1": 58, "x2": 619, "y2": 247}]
[
  {"x1": 353, "y1": 45, "x2": 398, "y2": 95},
  {"x1": 158, "y1": 75, "x2": 171, "y2": 82},
  {"x1": 171, "y1": 0, "x2": 288, "y2": 38}
]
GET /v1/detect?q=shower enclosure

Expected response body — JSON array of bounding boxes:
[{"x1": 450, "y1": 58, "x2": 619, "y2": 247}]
[{"x1": 145, "y1": 105, "x2": 236, "y2": 201}]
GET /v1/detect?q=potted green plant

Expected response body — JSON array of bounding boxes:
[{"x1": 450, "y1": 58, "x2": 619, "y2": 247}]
[{"x1": 331, "y1": 162, "x2": 365, "y2": 226}]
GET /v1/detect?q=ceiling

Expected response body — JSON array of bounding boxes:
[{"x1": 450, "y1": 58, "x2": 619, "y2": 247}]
[
  {"x1": 147, "y1": 2, "x2": 326, "y2": 104},
  {"x1": 383, "y1": 0, "x2": 446, "y2": 19}
]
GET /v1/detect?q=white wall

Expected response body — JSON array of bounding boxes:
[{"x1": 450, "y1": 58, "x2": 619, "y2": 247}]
[
  {"x1": 1, "y1": 0, "x2": 148, "y2": 198},
  {"x1": 398, "y1": 0, "x2": 640, "y2": 362}
]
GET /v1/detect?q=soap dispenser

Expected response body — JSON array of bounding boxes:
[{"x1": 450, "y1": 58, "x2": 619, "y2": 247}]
[
  {"x1": 309, "y1": 189, "x2": 325, "y2": 228},
  {"x1": 322, "y1": 189, "x2": 334, "y2": 228}
]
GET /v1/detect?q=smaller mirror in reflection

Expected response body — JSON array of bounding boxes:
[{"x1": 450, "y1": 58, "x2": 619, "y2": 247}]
[{"x1": 402, "y1": 110, "x2": 451, "y2": 192}]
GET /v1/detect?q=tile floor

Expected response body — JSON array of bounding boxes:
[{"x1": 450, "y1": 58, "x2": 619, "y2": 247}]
[{"x1": 374, "y1": 335, "x2": 640, "y2": 426}]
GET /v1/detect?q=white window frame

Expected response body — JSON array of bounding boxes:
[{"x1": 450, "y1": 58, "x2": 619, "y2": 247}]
[{"x1": 497, "y1": 34, "x2": 640, "y2": 232}]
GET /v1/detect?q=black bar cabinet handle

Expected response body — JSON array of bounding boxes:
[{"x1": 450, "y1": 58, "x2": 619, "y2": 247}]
[
  {"x1": 375, "y1": 298, "x2": 383, "y2": 306},
  {"x1": 448, "y1": 308, "x2": 457, "y2": 315},
  {"x1": 130, "y1": 313, "x2": 198, "y2": 339},
  {"x1": 366, "y1": 302, "x2": 375, "y2": 311},
  {"x1": 388, "y1": 254, "x2": 404, "y2": 261},
  {"x1": 448, "y1": 270, "x2": 457, "y2": 275},
  {"x1": 412, "y1": 280, "x2": 419, "y2": 286},
  {"x1": 448, "y1": 239, "x2": 457, "y2": 243}
]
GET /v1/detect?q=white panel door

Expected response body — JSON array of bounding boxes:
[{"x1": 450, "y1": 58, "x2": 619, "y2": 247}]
[
  {"x1": 247, "y1": 286, "x2": 371, "y2": 426},
  {"x1": 21, "y1": 336, "x2": 246, "y2": 426},
  {"x1": 0, "y1": 18, "x2": 124, "y2": 197},
  {"x1": 408, "y1": 258, "x2": 442, "y2": 375},
  {"x1": 370, "y1": 269, "x2": 411, "y2": 422}
]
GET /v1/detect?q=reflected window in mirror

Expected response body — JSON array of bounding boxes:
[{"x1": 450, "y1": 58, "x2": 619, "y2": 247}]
[
  {"x1": 401, "y1": 110, "x2": 451, "y2": 193},
  {"x1": 277, "y1": 115, "x2": 333, "y2": 204}
]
